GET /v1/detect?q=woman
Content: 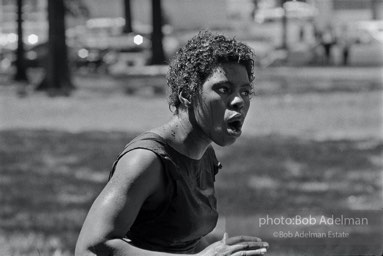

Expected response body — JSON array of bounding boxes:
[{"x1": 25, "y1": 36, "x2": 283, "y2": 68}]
[{"x1": 75, "y1": 30, "x2": 269, "y2": 256}]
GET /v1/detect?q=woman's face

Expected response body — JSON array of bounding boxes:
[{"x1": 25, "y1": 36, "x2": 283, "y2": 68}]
[{"x1": 191, "y1": 63, "x2": 252, "y2": 146}]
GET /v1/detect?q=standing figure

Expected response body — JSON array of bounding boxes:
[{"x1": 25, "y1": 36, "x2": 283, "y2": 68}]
[
  {"x1": 339, "y1": 26, "x2": 352, "y2": 66},
  {"x1": 320, "y1": 26, "x2": 336, "y2": 65}
]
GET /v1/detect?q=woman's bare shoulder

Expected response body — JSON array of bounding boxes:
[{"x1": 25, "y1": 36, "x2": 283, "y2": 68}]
[
  {"x1": 75, "y1": 149, "x2": 166, "y2": 253},
  {"x1": 109, "y1": 149, "x2": 165, "y2": 195}
]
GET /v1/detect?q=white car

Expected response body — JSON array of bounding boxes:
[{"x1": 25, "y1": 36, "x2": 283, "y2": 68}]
[{"x1": 347, "y1": 21, "x2": 383, "y2": 66}]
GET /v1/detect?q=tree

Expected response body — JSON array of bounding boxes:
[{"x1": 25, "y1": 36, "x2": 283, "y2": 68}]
[
  {"x1": 122, "y1": 0, "x2": 133, "y2": 33},
  {"x1": 371, "y1": 0, "x2": 383, "y2": 20},
  {"x1": 36, "y1": 0, "x2": 74, "y2": 95},
  {"x1": 150, "y1": 0, "x2": 165, "y2": 65},
  {"x1": 14, "y1": 0, "x2": 28, "y2": 83},
  {"x1": 280, "y1": 0, "x2": 288, "y2": 50},
  {"x1": 250, "y1": 0, "x2": 259, "y2": 21}
]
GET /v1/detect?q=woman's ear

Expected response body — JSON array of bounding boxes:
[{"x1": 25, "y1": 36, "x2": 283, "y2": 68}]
[{"x1": 178, "y1": 91, "x2": 191, "y2": 108}]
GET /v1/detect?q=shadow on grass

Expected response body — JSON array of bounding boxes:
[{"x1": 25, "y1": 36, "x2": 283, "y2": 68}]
[
  {"x1": 215, "y1": 134, "x2": 382, "y2": 214},
  {"x1": 214, "y1": 135, "x2": 383, "y2": 255},
  {"x1": 0, "y1": 129, "x2": 134, "y2": 255},
  {"x1": 0, "y1": 129, "x2": 382, "y2": 255}
]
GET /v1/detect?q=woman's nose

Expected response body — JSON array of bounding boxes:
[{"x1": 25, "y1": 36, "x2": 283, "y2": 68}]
[{"x1": 229, "y1": 94, "x2": 244, "y2": 111}]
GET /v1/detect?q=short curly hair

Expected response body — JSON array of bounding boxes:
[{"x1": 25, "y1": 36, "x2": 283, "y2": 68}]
[{"x1": 167, "y1": 30, "x2": 255, "y2": 113}]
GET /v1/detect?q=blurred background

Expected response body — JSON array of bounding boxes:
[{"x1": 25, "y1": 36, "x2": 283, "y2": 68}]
[{"x1": 0, "y1": 0, "x2": 382, "y2": 255}]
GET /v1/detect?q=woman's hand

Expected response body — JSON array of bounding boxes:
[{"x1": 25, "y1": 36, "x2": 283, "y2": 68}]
[{"x1": 197, "y1": 233, "x2": 269, "y2": 256}]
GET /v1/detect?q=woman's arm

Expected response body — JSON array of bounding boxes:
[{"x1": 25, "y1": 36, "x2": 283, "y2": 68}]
[
  {"x1": 75, "y1": 149, "x2": 171, "y2": 256},
  {"x1": 75, "y1": 149, "x2": 268, "y2": 256}
]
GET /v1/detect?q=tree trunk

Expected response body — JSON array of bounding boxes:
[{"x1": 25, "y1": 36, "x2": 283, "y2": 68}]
[
  {"x1": 122, "y1": 0, "x2": 133, "y2": 33},
  {"x1": 250, "y1": 0, "x2": 259, "y2": 21},
  {"x1": 36, "y1": 0, "x2": 74, "y2": 95},
  {"x1": 150, "y1": 0, "x2": 165, "y2": 65},
  {"x1": 371, "y1": 0, "x2": 383, "y2": 20},
  {"x1": 14, "y1": 0, "x2": 28, "y2": 82},
  {"x1": 281, "y1": 0, "x2": 288, "y2": 50}
]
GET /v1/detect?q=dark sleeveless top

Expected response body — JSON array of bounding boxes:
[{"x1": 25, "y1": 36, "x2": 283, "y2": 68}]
[{"x1": 108, "y1": 132, "x2": 222, "y2": 254}]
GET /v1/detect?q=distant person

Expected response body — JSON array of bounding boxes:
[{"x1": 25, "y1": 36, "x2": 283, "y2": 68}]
[
  {"x1": 75, "y1": 30, "x2": 269, "y2": 256},
  {"x1": 310, "y1": 24, "x2": 324, "y2": 65},
  {"x1": 338, "y1": 26, "x2": 352, "y2": 66},
  {"x1": 320, "y1": 26, "x2": 336, "y2": 65},
  {"x1": 299, "y1": 25, "x2": 305, "y2": 42}
]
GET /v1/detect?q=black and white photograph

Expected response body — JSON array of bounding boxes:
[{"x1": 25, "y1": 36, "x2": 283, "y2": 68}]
[{"x1": 0, "y1": 0, "x2": 382, "y2": 255}]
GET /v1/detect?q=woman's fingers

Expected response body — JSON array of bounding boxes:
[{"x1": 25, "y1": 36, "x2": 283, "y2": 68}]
[
  {"x1": 225, "y1": 235, "x2": 262, "y2": 245},
  {"x1": 217, "y1": 233, "x2": 269, "y2": 255},
  {"x1": 231, "y1": 248, "x2": 267, "y2": 256},
  {"x1": 228, "y1": 242, "x2": 269, "y2": 254},
  {"x1": 222, "y1": 232, "x2": 228, "y2": 245}
]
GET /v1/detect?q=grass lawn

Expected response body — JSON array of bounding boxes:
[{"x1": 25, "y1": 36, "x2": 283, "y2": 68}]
[
  {"x1": 0, "y1": 73, "x2": 382, "y2": 255},
  {"x1": 0, "y1": 129, "x2": 381, "y2": 255}
]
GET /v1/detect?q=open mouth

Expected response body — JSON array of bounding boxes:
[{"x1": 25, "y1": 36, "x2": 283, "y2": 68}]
[{"x1": 227, "y1": 120, "x2": 243, "y2": 136}]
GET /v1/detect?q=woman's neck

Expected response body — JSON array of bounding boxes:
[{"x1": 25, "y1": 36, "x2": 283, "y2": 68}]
[{"x1": 154, "y1": 111, "x2": 211, "y2": 160}]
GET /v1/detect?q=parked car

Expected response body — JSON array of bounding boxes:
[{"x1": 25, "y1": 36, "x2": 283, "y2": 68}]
[
  {"x1": 16, "y1": 42, "x2": 80, "y2": 69},
  {"x1": 78, "y1": 32, "x2": 151, "y2": 74},
  {"x1": 254, "y1": 1, "x2": 317, "y2": 23},
  {"x1": 24, "y1": 42, "x2": 49, "y2": 68},
  {"x1": 346, "y1": 20, "x2": 383, "y2": 66}
]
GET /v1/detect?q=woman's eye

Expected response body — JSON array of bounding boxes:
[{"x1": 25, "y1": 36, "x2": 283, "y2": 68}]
[
  {"x1": 217, "y1": 87, "x2": 229, "y2": 94},
  {"x1": 241, "y1": 89, "x2": 252, "y2": 97}
]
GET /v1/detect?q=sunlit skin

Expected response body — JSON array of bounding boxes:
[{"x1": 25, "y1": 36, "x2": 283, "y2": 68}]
[
  {"x1": 153, "y1": 62, "x2": 252, "y2": 160},
  {"x1": 75, "y1": 62, "x2": 269, "y2": 256},
  {"x1": 191, "y1": 62, "x2": 252, "y2": 147}
]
